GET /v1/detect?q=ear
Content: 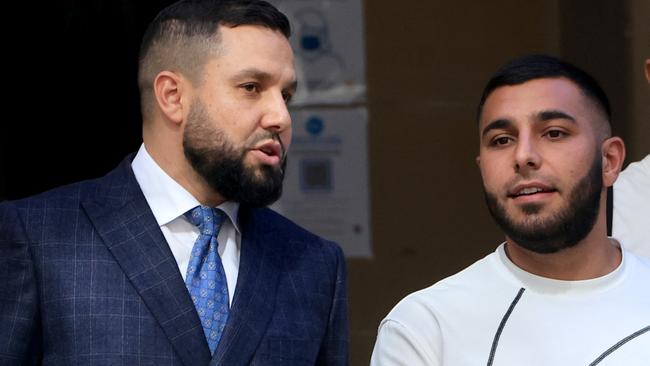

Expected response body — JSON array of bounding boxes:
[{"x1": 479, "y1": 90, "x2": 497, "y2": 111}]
[
  {"x1": 645, "y1": 59, "x2": 650, "y2": 85},
  {"x1": 475, "y1": 155, "x2": 481, "y2": 167},
  {"x1": 601, "y1": 136, "x2": 625, "y2": 187},
  {"x1": 153, "y1": 71, "x2": 187, "y2": 125}
]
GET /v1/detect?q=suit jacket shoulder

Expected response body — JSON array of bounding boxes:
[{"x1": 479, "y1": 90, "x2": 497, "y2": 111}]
[{"x1": 0, "y1": 155, "x2": 212, "y2": 366}]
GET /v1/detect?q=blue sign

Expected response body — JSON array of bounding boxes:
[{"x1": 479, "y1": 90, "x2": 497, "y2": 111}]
[{"x1": 305, "y1": 116, "x2": 325, "y2": 136}]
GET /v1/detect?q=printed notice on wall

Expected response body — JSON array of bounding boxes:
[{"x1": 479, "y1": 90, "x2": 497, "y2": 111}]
[
  {"x1": 270, "y1": 0, "x2": 366, "y2": 106},
  {"x1": 272, "y1": 108, "x2": 371, "y2": 258}
]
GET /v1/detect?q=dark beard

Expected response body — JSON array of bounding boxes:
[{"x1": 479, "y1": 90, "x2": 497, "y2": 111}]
[
  {"x1": 483, "y1": 153, "x2": 603, "y2": 254},
  {"x1": 182, "y1": 99, "x2": 286, "y2": 207}
]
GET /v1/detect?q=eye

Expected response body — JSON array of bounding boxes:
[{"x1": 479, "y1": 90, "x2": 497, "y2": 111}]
[
  {"x1": 490, "y1": 136, "x2": 513, "y2": 147},
  {"x1": 282, "y1": 91, "x2": 293, "y2": 104},
  {"x1": 240, "y1": 83, "x2": 260, "y2": 93},
  {"x1": 544, "y1": 129, "x2": 567, "y2": 140}
]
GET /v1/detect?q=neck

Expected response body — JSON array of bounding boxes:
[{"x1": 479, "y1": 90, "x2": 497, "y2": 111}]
[{"x1": 504, "y1": 209, "x2": 621, "y2": 280}]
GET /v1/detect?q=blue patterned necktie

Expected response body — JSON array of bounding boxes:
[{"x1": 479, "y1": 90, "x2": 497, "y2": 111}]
[{"x1": 184, "y1": 205, "x2": 229, "y2": 354}]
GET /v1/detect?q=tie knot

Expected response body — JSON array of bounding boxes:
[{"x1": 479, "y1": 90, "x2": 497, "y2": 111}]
[{"x1": 184, "y1": 205, "x2": 226, "y2": 237}]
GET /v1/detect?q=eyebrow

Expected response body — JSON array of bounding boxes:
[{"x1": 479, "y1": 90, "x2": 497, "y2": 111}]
[
  {"x1": 481, "y1": 119, "x2": 512, "y2": 138},
  {"x1": 481, "y1": 109, "x2": 577, "y2": 138},
  {"x1": 230, "y1": 68, "x2": 298, "y2": 91},
  {"x1": 286, "y1": 79, "x2": 298, "y2": 93},
  {"x1": 231, "y1": 68, "x2": 272, "y2": 82},
  {"x1": 536, "y1": 109, "x2": 576, "y2": 123}
]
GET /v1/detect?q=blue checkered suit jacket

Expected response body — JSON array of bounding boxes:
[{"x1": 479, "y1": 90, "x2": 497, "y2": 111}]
[{"x1": 0, "y1": 155, "x2": 348, "y2": 365}]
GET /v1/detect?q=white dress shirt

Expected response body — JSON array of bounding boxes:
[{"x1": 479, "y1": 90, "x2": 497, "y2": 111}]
[{"x1": 131, "y1": 144, "x2": 240, "y2": 305}]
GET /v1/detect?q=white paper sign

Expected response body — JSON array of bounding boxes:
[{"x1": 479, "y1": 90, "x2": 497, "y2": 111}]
[{"x1": 272, "y1": 107, "x2": 371, "y2": 258}]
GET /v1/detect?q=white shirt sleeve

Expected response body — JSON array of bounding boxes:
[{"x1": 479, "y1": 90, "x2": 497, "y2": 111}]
[
  {"x1": 613, "y1": 154, "x2": 650, "y2": 259},
  {"x1": 371, "y1": 319, "x2": 440, "y2": 366}
]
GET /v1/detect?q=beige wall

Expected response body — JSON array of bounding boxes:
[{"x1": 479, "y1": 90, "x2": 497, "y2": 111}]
[{"x1": 350, "y1": 0, "x2": 648, "y2": 364}]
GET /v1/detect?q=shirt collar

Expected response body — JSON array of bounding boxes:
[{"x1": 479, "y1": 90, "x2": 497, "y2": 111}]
[
  {"x1": 496, "y1": 241, "x2": 625, "y2": 295},
  {"x1": 131, "y1": 144, "x2": 240, "y2": 232}
]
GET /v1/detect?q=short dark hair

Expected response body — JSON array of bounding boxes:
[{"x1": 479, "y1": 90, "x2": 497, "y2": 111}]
[
  {"x1": 138, "y1": 0, "x2": 291, "y2": 120},
  {"x1": 476, "y1": 55, "x2": 612, "y2": 125}
]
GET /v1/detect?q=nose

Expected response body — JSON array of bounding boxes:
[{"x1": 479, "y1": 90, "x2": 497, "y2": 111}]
[
  {"x1": 514, "y1": 133, "x2": 541, "y2": 173},
  {"x1": 260, "y1": 91, "x2": 292, "y2": 134}
]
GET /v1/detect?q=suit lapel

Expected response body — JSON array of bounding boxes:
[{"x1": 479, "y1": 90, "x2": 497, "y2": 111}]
[
  {"x1": 212, "y1": 207, "x2": 283, "y2": 365},
  {"x1": 82, "y1": 156, "x2": 211, "y2": 366}
]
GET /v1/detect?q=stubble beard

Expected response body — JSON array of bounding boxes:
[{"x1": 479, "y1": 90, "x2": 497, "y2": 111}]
[
  {"x1": 483, "y1": 152, "x2": 603, "y2": 254},
  {"x1": 182, "y1": 98, "x2": 286, "y2": 207}
]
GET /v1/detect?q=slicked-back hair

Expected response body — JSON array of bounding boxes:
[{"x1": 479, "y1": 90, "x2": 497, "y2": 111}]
[
  {"x1": 138, "y1": 0, "x2": 291, "y2": 120},
  {"x1": 476, "y1": 55, "x2": 612, "y2": 132}
]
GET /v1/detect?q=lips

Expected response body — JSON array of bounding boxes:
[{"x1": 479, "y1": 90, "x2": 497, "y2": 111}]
[
  {"x1": 248, "y1": 139, "x2": 284, "y2": 166},
  {"x1": 508, "y1": 183, "x2": 556, "y2": 198},
  {"x1": 254, "y1": 140, "x2": 282, "y2": 158}
]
